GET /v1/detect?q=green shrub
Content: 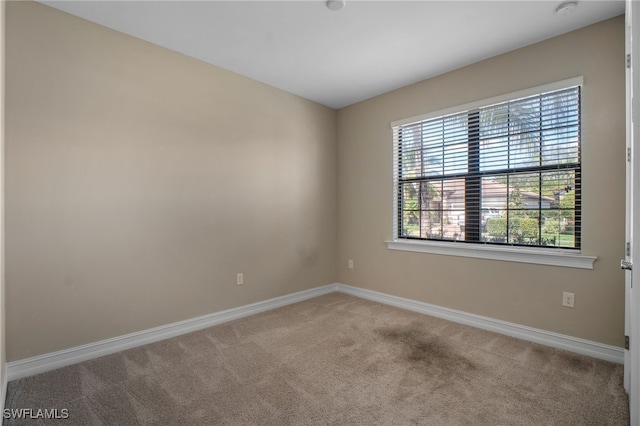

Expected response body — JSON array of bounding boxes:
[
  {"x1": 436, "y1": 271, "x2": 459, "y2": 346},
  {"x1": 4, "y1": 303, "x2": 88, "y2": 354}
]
[
  {"x1": 486, "y1": 218, "x2": 507, "y2": 237},
  {"x1": 500, "y1": 216, "x2": 539, "y2": 244},
  {"x1": 520, "y1": 217, "x2": 539, "y2": 242},
  {"x1": 542, "y1": 218, "x2": 561, "y2": 235}
]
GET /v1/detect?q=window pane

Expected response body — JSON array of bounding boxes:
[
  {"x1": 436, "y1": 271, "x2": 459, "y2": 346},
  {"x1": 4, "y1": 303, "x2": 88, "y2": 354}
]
[
  {"x1": 400, "y1": 124, "x2": 422, "y2": 150},
  {"x1": 444, "y1": 142, "x2": 468, "y2": 174},
  {"x1": 394, "y1": 85, "x2": 580, "y2": 249},
  {"x1": 541, "y1": 129, "x2": 579, "y2": 166},
  {"x1": 480, "y1": 104, "x2": 509, "y2": 139},
  {"x1": 509, "y1": 131, "x2": 540, "y2": 168},
  {"x1": 509, "y1": 96, "x2": 541, "y2": 135},
  {"x1": 484, "y1": 215, "x2": 507, "y2": 243},
  {"x1": 541, "y1": 89, "x2": 579, "y2": 130},
  {"x1": 559, "y1": 223, "x2": 577, "y2": 248},
  {"x1": 508, "y1": 173, "x2": 540, "y2": 209},
  {"x1": 481, "y1": 177, "x2": 507, "y2": 211},
  {"x1": 479, "y1": 104, "x2": 509, "y2": 172},
  {"x1": 443, "y1": 114, "x2": 468, "y2": 144},
  {"x1": 423, "y1": 146, "x2": 443, "y2": 176},
  {"x1": 480, "y1": 177, "x2": 506, "y2": 242},
  {"x1": 420, "y1": 181, "x2": 443, "y2": 239},
  {"x1": 422, "y1": 119, "x2": 444, "y2": 148},
  {"x1": 400, "y1": 124, "x2": 424, "y2": 179},
  {"x1": 508, "y1": 210, "x2": 540, "y2": 245},
  {"x1": 402, "y1": 211, "x2": 420, "y2": 237},
  {"x1": 442, "y1": 179, "x2": 465, "y2": 240},
  {"x1": 541, "y1": 210, "x2": 562, "y2": 247},
  {"x1": 541, "y1": 210, "x2": 576, "y2": 248},
  {"x1": 401, "y1": 148, "x2": 422, "y2": 179},
  {"x1": 443, "y1": 115, "x2": 468, "y2": 175},
  {"x1": 541, "y1": 170, "x2": 576, "y2": 200},
  {"x1": 400, "y1": 182, "x2": 420, "y2": 237},
  {"x1": 480, "y1": 136, "x2": 508, "y2": 171}
]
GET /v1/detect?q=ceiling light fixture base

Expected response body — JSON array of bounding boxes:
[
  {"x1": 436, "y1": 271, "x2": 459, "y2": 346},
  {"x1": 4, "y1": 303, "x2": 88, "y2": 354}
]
[
  {"x1": 556, "y1": 1, "x2": 578, "y2": 16},
  {"x1": 327, "y1": 0, "x2": 346, "y2": 11}
]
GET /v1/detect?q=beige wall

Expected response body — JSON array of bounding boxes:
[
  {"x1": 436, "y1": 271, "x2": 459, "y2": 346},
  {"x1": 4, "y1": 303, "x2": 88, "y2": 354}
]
[
  {"x1": 3, "y1": 1, "x2": 626, "y2": 362},
  {"x1": 337, "y1": 16, "x2": 626, "y2": 347},
  {"x1": 5, "y1": 2, "x2": 337, "y2": 361},
  {"x1": 1, "y1": 0, "x2": 6, "y2": 394}
]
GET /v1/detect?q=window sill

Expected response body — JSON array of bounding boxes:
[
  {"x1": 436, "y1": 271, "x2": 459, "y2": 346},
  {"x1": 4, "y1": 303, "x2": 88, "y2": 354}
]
[{"x1": 385, "y1": 239, "x2": 597, "y2": 269}]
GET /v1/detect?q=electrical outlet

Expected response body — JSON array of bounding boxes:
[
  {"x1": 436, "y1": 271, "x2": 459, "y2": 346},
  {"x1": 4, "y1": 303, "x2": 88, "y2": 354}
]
[
  {"x1": 562, "y1": 292, "x2": 575, "y2": 308},
  {"x1": 236, "y1": 273, "x2": 244, "y2": 286},
  {"x1": 348, "y1": 259, "x2": 354, "y2": 269}
]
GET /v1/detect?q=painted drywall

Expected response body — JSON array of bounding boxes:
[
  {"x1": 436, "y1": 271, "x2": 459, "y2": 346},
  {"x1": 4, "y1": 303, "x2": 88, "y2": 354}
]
[
  {"x1": 3, "y1": 0, "x2": 626, "y2": 363},
  {"x1": 5, "y1": 1, "x2": 337, "y2": 361},
  {"x1": 1, "y1": 0, "x2": 7, "y2": 400},
  {"x1": 337, "y1": 16, "x2": 626, "y2": 347}
]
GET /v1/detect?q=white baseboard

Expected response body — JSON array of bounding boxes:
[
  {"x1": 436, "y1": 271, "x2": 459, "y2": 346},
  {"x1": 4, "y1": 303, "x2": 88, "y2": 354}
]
[
  {"x1": 6, "y1": 284, "x2": 339, "y2": 381},
  {"x1": 6, "y1": 281, "x2": 623, "y2": 382},
  {"x1": 335, "y1": 283, "x2": 625, "y2": 364}
]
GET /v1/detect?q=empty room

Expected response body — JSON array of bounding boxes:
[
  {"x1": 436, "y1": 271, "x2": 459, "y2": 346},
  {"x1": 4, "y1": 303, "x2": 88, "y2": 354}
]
[{"x1": 1, "y1": 0, "x2": 639, "y2": 424}]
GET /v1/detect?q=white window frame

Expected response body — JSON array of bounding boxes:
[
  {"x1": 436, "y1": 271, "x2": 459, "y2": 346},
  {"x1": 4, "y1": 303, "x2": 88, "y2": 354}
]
[{"x1": 386, "y1": 77, "x2": 597, "y2": 269}]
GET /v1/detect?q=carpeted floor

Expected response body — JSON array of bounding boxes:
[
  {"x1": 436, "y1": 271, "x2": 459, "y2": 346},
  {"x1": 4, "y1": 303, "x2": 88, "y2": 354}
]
[{"x1": 4, "y1": 292, "x2": 629, "y2": 425}]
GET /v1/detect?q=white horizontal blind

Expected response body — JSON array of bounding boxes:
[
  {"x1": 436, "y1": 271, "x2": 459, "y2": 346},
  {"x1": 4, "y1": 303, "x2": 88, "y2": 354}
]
[{"x1": 393, "y1": 85, "x2": 581, "y2": 249}]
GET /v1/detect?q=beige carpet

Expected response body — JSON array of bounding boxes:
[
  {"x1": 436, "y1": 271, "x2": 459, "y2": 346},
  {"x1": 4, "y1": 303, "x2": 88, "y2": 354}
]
[{"x1": 4, "y1": 293, "x2": 629, "y2": 425}]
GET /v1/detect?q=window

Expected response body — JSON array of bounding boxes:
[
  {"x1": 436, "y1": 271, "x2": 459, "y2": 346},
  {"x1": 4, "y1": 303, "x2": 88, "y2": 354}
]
[{"x1": 392, "y1": 81, "x2": 582, "y2": 251}]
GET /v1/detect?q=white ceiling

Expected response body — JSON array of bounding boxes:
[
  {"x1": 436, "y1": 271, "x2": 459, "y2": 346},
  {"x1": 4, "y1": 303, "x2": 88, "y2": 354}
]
[{"x1": 40, "y1": 1, "x2": 624, "y2": 109}]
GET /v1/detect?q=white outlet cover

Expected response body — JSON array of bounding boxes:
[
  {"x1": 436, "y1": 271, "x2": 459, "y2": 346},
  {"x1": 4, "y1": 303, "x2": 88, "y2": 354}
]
[{"x1": 562, "y1": 292, "x2": 575, "y2": 307}]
